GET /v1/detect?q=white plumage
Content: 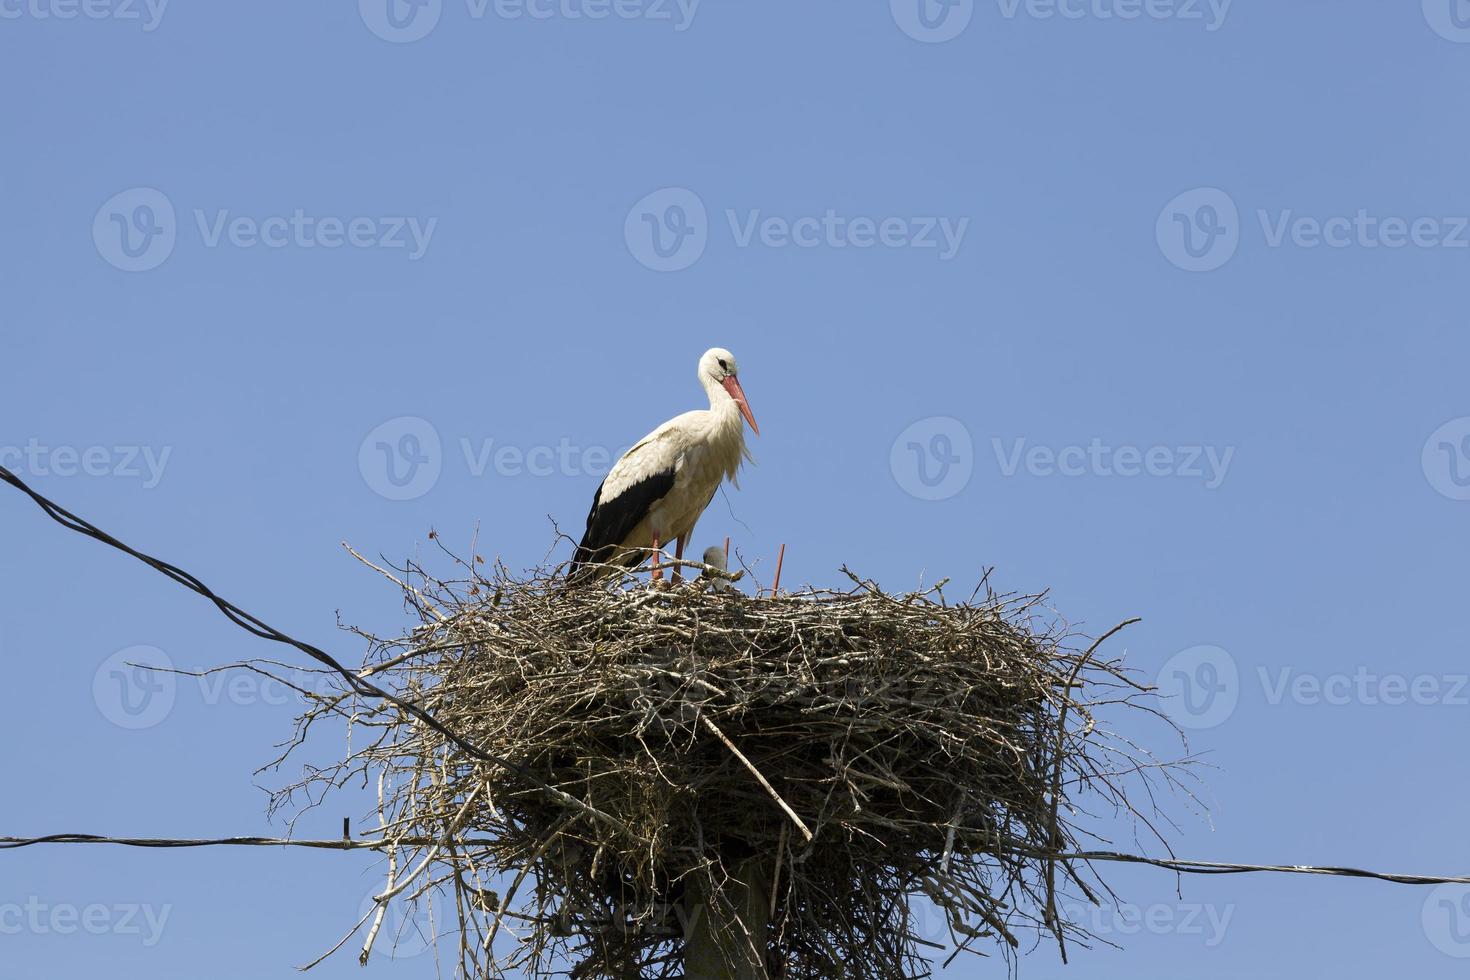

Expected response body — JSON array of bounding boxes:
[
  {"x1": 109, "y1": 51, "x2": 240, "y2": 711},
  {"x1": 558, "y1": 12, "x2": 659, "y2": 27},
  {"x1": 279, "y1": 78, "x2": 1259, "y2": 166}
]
[{"x1": 569, "y1": 348, "x2": 758, "y2": 581}]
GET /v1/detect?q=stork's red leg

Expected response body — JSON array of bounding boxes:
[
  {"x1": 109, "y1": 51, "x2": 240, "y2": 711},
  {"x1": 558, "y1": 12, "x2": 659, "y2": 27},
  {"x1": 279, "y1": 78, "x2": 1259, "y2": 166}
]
[
  {"x1": 673, "y1": 534, "x2": 689, "y2": 584},
  {"x1": 650, "y1": 534, "x2": 663, "y2": 583}
]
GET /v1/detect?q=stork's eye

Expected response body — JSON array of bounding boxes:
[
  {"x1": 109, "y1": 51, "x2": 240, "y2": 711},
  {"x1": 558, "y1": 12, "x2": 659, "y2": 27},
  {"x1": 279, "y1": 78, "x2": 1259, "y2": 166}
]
[{"x1": 718, "y1": 358, "x2": 728, "y2": 371}]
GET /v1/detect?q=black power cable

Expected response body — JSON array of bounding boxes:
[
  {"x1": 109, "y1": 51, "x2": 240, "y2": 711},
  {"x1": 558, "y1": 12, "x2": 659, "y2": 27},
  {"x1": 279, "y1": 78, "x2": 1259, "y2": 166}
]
[{"x1": 0, "y1": 464, "x2": 620, "y2": 830}]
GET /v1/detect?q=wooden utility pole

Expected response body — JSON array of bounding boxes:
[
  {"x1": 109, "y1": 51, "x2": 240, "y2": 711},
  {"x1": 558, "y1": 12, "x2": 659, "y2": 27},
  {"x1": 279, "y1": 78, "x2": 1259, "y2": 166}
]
[{"x1": 683, "y1": 856, "x2": 771, "y2": 980}]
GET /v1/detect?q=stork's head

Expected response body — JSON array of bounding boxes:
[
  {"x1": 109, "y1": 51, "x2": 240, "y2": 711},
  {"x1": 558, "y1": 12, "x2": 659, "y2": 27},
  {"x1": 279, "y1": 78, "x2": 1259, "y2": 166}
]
[
  {"x1": 700, "y1": 347, "x2": 759, "y2": 435},
  {"x1": 701, "y1": 545, "x2": 728, "y2": 572}
]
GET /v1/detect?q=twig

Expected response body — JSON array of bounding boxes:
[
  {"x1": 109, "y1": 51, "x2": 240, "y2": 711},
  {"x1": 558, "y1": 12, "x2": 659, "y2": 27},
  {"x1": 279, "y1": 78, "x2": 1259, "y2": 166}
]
[
  {"x1": 1044, "y1": 617, "x2": 1140, "y2": 960},
  {"x1": 699, "y1": 716, "x2": 813, "y2": 843},
  {"x1": 770, "y1": 822, "x2": 788, "y2": 917},
  {"x1": 343, "y1": 542, "x2": 447, "y2": 623}
]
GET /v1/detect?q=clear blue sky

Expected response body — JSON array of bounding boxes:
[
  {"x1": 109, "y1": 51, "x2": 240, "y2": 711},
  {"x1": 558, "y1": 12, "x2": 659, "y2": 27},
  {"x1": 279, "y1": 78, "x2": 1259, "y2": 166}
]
[{"x1": 3, "y1": 2, "x2": 1470, "y2": 977}]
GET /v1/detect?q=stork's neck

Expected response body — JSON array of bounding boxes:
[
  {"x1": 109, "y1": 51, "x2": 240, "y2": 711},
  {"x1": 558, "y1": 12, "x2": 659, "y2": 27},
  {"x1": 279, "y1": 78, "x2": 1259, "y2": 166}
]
[
  {"x1": 699, "y1": 372, "x2": 749, "y2": 482},
  {"x1": 702, "y1": 372, "x2": 734, "y2": 413},
  {"x1": 701, "y1": 372, "x2": 746, "y2": 437}
]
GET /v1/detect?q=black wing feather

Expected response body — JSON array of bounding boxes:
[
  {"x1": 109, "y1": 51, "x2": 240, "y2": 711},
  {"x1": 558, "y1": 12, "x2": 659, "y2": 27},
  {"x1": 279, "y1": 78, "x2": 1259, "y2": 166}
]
[{"x1": 568, "y1": 468, "x2": 676, "y2": 576}]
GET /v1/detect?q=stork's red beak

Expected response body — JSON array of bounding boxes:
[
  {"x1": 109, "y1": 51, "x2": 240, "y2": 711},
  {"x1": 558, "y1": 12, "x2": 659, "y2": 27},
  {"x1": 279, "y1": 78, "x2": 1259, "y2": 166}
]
[{"x1": 721, "y1": 375, "x2": 759, "y2": 435}]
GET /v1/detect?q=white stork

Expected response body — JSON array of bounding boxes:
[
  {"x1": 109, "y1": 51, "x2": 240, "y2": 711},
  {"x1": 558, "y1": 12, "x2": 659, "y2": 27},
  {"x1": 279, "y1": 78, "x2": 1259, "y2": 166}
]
[{"x1": 569, "y1": 348, "x2": 758, "y2": 582}]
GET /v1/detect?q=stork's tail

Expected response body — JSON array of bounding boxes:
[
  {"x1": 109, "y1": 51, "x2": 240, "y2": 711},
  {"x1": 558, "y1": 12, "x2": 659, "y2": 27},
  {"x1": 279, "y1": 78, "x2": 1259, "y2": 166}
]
[{"x1": 564, "y1": 543, "x2": 611, "y2": 586}]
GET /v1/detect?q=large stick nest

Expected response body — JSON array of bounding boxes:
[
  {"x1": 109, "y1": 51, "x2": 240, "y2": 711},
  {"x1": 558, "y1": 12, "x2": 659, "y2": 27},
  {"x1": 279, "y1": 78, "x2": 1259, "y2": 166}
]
[{"x1": 272, "y1": 554, "x2": 1181, "y2": 979}]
